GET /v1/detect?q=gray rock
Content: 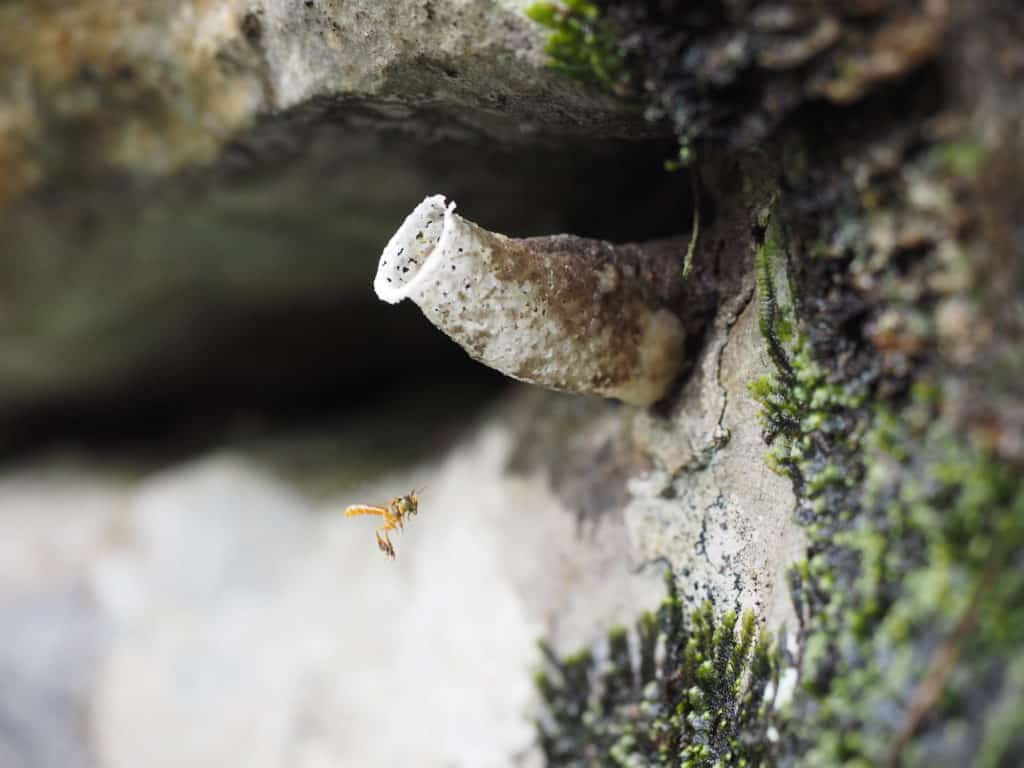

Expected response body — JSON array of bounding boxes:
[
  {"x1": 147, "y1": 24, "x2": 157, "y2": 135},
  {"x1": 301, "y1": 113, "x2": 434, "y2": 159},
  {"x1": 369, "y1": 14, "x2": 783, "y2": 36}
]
[
  {"x1": 0, "y1": 589, "x2": 105, "y2": 768},
  {"x1": 0, "y1": 395, "x2": 666, "y2": 767},
  {"x1": 0, "y1": 5, "x2": 806, "y2": 764},
  {"x1": 0, "y1": 0, "x2": 670, "y2": 432},
  {"x1": 629, "y1": 294, "x2": 804, "y2": 634},
  {"x1": 0, "y1": 0, "x2": 642, "y2": 208}
]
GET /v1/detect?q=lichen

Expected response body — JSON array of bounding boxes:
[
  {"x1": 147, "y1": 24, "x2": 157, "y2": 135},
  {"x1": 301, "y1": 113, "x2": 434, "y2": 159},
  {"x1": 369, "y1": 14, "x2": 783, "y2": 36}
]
[
  {"x1": 536, "y1": 571, "x2": 780, "y2": 767},
  {"x1": 745, "y1": 135, "x2": 1024, "y2": 765},
  {"x1": 530, "y1": 3, "x2": 1020, "y2": 763},
  {"x1": 533, "y1": 114, "x2": 1020, "y2": 768},
  {"x1": 785, "y1": 390, "x2": 1024, "y2": 767},
  {"x1": 594, "y1": 2, "x2": 947, "y2": 151}
]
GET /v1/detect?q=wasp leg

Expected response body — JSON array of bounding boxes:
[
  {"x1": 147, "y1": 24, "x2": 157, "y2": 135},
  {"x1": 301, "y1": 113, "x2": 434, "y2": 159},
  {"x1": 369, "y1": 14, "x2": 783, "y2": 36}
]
[
  {"x1": 387, "y1": 501, "x2": 404, "y2": 530},
  {"x1": 376, "y1": 527, "x2": 396, "y2": 559}
]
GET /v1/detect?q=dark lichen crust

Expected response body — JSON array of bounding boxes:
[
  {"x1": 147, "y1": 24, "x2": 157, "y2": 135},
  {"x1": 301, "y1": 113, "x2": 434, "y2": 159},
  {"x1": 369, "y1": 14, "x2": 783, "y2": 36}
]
[
  {"x1": 527, "y1": 1, "x2": 949, "y2": 158},
  {"x1": 536, "y1": 572, "x2": 780, "y2": 767}
]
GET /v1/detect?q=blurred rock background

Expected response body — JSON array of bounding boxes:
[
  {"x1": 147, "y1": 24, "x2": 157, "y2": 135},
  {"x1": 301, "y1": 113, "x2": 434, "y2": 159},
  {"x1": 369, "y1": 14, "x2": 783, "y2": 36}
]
[
  {"x1": 0, "y1": 1, "x2": 805, "y2": 766},
  {"x1": 0, "y1": 0, "x2": 684, "y2": 451},
  {"x1": 1, "y1": 405, "x2": 668, "y2": 768},
  {"x1": 0, "y1": 2, "x2": 692, "y2": 766}
]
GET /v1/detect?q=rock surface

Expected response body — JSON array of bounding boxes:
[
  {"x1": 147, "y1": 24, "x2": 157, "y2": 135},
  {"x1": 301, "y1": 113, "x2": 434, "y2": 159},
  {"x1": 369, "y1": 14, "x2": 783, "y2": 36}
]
[
  {"x1": 0, "y1": 1, "x2": 811, "y2": 764},
  {"x1": 0, "y1": 393, "x2": 666, "y2": 768},
  {"x1": 0, "y1": 0, "x2": 677, "y2": 437},
  {"x1": 0, "y1": 0, "x2": 643, "y2": 208},
  {"x1": 629, "y1": 283, "x2": 803, "y2": 635},
  {"x1": 0, "y1": 273, "x2": 803, "y2": 766}
]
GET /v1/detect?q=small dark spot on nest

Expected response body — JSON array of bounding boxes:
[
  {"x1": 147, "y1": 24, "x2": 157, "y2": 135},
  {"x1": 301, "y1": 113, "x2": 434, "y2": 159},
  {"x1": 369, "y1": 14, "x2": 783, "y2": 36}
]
[
  {"x1": 241, "y1": 12, "x2": 262, "y2": 43},
  {"x1": 77, "y1": 64, "x2": 98, "y2": 83}
]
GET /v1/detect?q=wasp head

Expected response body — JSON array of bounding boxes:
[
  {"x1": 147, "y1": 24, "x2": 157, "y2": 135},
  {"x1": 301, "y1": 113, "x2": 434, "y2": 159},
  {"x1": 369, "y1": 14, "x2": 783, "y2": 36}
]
[{"x1": 397, "y1": 492, "x2": 419, "y2": 518}]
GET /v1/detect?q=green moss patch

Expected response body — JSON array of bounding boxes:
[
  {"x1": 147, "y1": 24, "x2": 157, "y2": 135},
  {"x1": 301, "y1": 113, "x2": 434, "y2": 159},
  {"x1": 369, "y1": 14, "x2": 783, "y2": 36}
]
[
  {"x1": 525, "y1": 1, "x2": 629, "y2": 91},
  {"x1": 748, "y1": 148, "x2": 1024, "y2": 765},
  {"x1": 536, "y1": 572, "x2": 781, "y2": 767}
]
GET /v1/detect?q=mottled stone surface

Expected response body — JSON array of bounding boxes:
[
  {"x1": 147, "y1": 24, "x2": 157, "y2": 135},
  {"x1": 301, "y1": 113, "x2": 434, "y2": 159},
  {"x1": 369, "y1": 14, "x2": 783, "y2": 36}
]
[
  {"x1": 629, "y1": 243, "x2": 803, "y2": 635},
  {"x1": 0, "y1": 0, "x2": 642, "y2": 208}
]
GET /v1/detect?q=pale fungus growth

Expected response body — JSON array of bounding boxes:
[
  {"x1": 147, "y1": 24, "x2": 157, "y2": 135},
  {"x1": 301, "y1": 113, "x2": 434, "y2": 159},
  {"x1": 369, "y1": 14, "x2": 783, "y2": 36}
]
[{"x1": 374, "y1": 195, "x2": 689, "y2": 406}]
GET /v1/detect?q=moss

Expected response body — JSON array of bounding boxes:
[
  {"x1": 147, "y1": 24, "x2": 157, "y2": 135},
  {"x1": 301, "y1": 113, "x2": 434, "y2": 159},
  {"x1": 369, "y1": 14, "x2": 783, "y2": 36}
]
[
  {"x1": 928, "y1": 140, "x2": 988, "y2": 180},
  {"x1": 746, "y1": 145, "x2": 1024, "y2": 765},
  {"x1": 531, "y1": 5, "x2": 1018, "y2": 759},
  {"x1": 536, "y1": 571, "x2": 781, "y2": 767},
  {"x1": 748, "y1": 209, "x2": 866, "y2": 485},
  {"x1": 786, "y1": 395, "x2": 1024, "y2": 767},
  {"x1": 752, "y1": 210, "x2": 796, "y2": 386},
  {"x1": 540, "y1": 132, "x2": 1019, "y2": 765},
  {"x1": 525, "y1": 1, "x2": 628, "y2": 91}
]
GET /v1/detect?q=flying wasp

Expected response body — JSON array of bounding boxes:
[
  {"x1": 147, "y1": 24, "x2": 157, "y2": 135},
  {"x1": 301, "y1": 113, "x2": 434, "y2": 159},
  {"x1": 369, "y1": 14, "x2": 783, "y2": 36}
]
[{"x1": 344, "y1": 490, "x2": 420, "y2": 560}]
